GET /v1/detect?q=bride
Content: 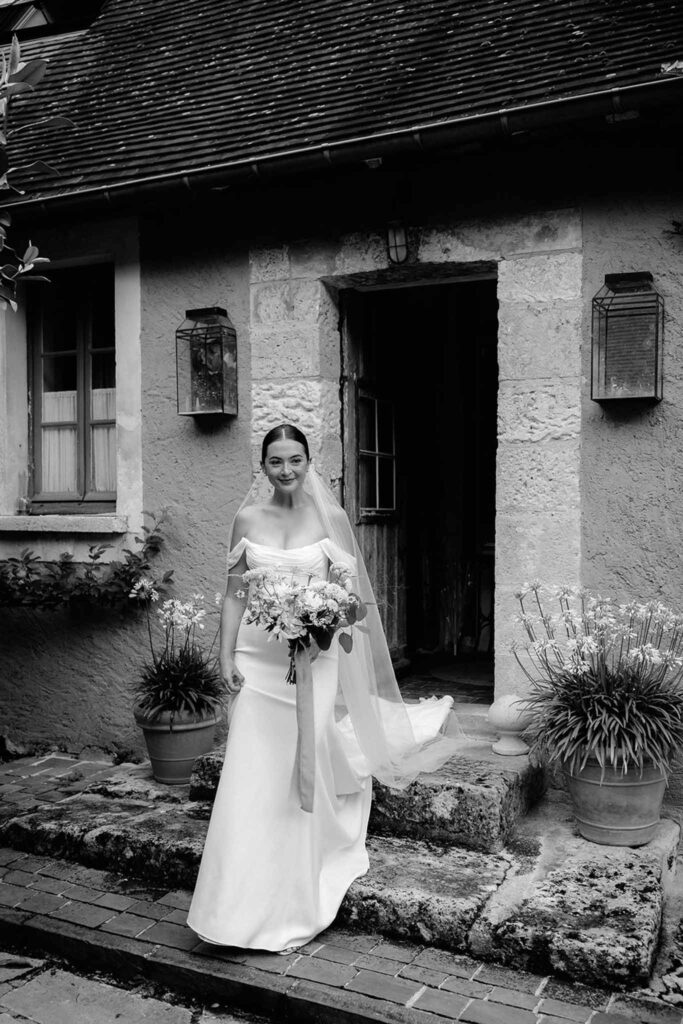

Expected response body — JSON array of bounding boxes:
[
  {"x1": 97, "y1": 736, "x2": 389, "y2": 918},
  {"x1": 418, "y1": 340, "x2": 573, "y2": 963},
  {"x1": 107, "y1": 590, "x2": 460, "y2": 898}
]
[{"x1": 187, "y1": 423, "x2": 464, "y2": 952}]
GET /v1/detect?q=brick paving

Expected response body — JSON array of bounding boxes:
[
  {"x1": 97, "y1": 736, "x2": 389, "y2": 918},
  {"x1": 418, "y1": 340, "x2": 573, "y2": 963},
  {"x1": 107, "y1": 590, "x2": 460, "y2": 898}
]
[{"x1": 0, "y1": 753, "x2": 680, "y2": 1024}]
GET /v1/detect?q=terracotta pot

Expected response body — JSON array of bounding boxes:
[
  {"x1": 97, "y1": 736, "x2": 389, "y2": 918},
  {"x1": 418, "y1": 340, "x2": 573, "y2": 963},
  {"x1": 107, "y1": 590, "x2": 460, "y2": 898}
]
[
  {"x1": 134, "y1": 706, "x2": 221, "y2": 785},
  {"x1": 564, "y1": 756, "x2": 666, "y2": 847}
]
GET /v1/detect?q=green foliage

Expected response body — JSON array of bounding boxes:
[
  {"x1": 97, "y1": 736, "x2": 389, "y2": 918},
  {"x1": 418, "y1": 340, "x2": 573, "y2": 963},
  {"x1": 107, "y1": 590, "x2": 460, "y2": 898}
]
[
  {"x1": 134, "y1": 593, "x2": 226, "y2": 726},
  {"x1": 135, "y1": 646, "x2": 225, "y2": 724},
  {"x1": 0, "y1": 510, "x2": 173, "y2": 612},
  {"x1": 524, "y1": 667, "x2": 683, "y2": 778},
  {"x1": 0, "y1": 35, "x2": 75, "y2": 310}
]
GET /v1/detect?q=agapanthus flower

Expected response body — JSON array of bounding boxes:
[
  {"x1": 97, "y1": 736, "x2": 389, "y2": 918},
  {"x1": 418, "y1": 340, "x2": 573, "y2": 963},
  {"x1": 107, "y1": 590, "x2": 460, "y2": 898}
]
[{"x1": 129, "y1": 577, "x2": 159, "y2": 602}]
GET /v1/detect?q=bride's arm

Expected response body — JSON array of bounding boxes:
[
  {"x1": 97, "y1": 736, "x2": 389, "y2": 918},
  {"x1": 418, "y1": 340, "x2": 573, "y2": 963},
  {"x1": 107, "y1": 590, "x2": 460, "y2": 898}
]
[{"x1": 220, "y1": 514, "x2": 250, "y2": 693}]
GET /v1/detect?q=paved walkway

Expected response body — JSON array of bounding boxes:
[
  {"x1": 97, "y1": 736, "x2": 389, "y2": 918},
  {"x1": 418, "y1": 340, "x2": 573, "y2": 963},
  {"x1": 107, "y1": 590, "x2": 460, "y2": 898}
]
[
  {"x1": 0, "y1": 946, "x2": 263, "y2": 1022},
  {"x1": 0, "y1": 752, "x2": 681, "y2": 1024}
]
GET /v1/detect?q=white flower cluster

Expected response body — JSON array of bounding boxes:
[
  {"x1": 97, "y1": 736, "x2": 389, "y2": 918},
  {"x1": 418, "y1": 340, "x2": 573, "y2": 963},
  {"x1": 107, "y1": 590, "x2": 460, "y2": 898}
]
[
  {"x1": 241, "y1": 564, "x2": 363, "y2": 643},
  {"x1": 157, "y1": 594, "x2": 207, "y2": 633},
  {"x1": 513, "y1": 584, "x2": 683, "y2": 685}
]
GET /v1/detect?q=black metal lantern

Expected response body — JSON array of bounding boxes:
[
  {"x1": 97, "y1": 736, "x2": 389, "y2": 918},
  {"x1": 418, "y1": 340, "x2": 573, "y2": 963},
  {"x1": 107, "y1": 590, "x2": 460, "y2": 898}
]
[
  {"x1": 176, "y1": 307, "x2": 238, "y2": 416},
  {"x1": 386, "y1": 221, "x2": 408, "y2": 264},
  {"x1": 591, "y1": 273, "x2": 664, "y2": 402}
]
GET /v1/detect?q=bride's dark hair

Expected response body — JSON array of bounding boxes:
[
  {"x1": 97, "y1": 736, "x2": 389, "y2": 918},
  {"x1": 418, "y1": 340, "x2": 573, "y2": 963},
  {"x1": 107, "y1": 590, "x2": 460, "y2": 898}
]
[{"x1": 261, "y1": 423, "x2": 310, "y2": 462}]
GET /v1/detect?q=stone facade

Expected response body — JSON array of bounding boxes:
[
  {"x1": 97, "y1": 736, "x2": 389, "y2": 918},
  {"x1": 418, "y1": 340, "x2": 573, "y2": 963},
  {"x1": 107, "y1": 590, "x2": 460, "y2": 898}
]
[
  {"x1": 248, "y1": 209, "x2": 583, "y2": 697},
  {"x1": 1, "y1": 183, "x2": 682, "y2": 753},
  {"x1": 0, "y1": 216, "x2": 254, "y2": 756}
]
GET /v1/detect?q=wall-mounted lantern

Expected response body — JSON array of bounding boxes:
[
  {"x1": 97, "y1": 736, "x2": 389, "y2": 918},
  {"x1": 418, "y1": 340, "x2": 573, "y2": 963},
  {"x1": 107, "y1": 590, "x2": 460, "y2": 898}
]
[
  {"x1": 591, "y1": 272, "x2": 664, "y2": 402},
  {"x1": 176, "y1": 307, "x2": 238, "y2": 416},
  {"x1": 386, "y1": 221, "x2": 408, "y2": 264}
]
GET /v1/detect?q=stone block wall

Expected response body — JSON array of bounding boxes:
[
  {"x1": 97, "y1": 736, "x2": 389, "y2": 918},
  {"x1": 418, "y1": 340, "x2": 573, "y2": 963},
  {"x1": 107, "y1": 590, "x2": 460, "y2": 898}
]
[
  {"x1": 4, "y1": 189, "x2": 637, "y2": 753},
  {"x1": 496, "y1": 249, "x2": 583, "y2": 695},
  {"x1": 249, "y1": 242, "x2": 343, "y2": 485},
  {"x1": 248, "y1": 209, "x2": 584, "y2": 698}
]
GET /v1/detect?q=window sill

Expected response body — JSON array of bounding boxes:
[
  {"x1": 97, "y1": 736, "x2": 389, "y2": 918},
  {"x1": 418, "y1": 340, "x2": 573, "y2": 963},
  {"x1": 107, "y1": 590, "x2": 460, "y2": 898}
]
[{"x1": 0, "y1": 514, "x2": 128, "y2": 534}]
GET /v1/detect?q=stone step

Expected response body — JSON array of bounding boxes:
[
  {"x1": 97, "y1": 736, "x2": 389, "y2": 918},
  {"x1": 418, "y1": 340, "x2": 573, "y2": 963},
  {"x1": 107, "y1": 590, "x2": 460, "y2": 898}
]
[
  {"x1": 0, "y1": 780, "x2": 678, "y2": 989},
  {"x1": 468, "y1": 808, "x2": 682, "y2": 991},
  {"x1": 447, "y1": 703, "x2": 497, "y2": 740},
  {"x1": 189, "y1": 740, "x2": 546, "y2": 854}
]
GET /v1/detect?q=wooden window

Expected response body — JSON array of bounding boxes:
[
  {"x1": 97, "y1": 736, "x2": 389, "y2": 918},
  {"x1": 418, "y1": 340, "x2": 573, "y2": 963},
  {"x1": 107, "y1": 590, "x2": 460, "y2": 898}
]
[
  {"x1": 358, "y1": 391, "x2": 396, "y2": 517},
  {"x1": 29, "y1": 264, "x2": 116, "y2": 513}
]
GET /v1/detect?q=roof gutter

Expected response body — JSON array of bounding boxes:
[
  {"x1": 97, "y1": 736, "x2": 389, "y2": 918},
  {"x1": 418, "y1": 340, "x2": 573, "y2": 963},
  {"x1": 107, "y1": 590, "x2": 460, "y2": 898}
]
[{"x1": 9, "y1": 74, "x2": 683, "y2": 216}]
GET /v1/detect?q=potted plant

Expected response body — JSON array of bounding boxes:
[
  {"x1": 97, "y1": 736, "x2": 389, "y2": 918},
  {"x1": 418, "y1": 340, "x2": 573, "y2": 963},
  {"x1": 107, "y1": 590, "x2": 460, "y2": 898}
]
[
  {"x1": 513, "y1": 582, "x2": 683, "y2": 846},
  {"x1": 132, "y1": 584, "x2": 226, "y2": 784}
]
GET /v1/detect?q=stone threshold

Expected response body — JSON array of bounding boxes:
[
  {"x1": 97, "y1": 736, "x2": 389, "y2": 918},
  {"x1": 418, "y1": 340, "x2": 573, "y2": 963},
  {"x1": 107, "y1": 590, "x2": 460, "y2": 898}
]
[
  {"x1": 0, "y1": 846, "x2": 673, "y2": 1024},
  {"x1": 0, "y1": 753, "x2": 682, "y2": 1001}
]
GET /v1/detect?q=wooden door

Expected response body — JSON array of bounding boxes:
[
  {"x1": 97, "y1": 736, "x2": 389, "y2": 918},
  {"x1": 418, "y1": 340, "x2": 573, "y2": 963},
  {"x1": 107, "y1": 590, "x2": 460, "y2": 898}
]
[
  {"x1": 341, "y1": 290, "x2": 407, "y2": 660},
  {"x1": 341, "y1": 280, "x2": 497, "y2": 666}
]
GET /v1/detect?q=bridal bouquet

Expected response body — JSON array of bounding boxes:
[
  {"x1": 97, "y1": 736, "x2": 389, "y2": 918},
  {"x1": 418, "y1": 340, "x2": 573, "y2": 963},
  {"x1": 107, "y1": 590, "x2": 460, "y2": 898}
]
[{"x1": 238, "y1": 562, "x2": 367, "y2": 684}]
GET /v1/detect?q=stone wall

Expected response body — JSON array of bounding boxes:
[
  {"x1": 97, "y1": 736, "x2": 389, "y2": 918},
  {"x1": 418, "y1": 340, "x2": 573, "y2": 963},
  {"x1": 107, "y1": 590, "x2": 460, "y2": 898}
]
[
  {"x1": 581, "y1": 194, "x2": 683, "y2": 606},
  {"x1": 581, "y1": 193, "x2": 683, "y2": 801},
  {"x1": 249, "y1": 241, "x2": 343, "y2": 484},
  {"x1": 12, "y1": 186, "x2": 678, "y2": 753},
  {"x1": 0, "y1": 214, "x2": 254, "y2": 756},
  {"x1": 248, "y1": 209, "x2": 584, "y2": 698}
]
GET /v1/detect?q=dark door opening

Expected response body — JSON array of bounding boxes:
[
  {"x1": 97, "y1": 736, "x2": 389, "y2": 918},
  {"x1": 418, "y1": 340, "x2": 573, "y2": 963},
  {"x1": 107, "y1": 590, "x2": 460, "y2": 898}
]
[{"x1": 342, "y1": 279, "x2": 498, "y2": 699}]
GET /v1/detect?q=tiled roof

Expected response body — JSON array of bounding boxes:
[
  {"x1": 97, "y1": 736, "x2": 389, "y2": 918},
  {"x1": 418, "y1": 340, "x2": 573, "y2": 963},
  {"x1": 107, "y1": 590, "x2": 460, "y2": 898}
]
[{"x1": 7, "y1": 0, "x2": 683, "y2": 204}]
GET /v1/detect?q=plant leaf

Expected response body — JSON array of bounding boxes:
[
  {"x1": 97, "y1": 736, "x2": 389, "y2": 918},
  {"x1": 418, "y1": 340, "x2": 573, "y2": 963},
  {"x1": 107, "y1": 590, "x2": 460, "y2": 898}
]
[
  {"x1": 9, "y1": 58, "x2": 47, "y2": 87},
  {"x1": 339, "y1": 632, "x2": 353, "y2": 654}
]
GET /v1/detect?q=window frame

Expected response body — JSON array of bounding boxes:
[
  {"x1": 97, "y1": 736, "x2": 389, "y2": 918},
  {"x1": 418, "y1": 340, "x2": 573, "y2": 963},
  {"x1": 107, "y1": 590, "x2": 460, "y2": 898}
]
[
  {"x1": 357, "y1": 389, "x2": 397, "y2": 522},
  {"x1": 28, "y1": 263, "x2": 116, "y2": 514}
]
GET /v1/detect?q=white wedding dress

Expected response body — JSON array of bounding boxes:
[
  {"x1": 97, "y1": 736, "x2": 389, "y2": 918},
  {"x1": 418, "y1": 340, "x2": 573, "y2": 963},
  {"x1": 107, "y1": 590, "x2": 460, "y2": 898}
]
[{"x1": 187, "y1": 538, "x2": 453, "y2": 951}]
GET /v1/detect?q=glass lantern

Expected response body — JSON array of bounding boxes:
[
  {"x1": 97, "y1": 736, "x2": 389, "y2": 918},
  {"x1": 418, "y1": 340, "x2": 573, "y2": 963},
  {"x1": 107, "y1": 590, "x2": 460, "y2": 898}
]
[
  {"x1": 591, "y1": 273, "x2": 664, "y2": 402},
  {"x1": 176, "y1": 307, "x2": 238, "y2": 416}
]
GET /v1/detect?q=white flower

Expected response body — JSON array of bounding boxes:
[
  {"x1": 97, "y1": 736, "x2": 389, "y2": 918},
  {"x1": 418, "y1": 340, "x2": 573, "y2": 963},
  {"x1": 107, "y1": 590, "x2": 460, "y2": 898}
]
[{"x1": 129, "y1": 577, "x2": 159, "y2": 602}]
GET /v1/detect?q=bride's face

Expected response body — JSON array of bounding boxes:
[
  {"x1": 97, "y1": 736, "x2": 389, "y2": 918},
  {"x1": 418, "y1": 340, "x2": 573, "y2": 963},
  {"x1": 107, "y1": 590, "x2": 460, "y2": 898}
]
[{"x1": 262, "y1": 440, "x2": 310, "y2": 495}]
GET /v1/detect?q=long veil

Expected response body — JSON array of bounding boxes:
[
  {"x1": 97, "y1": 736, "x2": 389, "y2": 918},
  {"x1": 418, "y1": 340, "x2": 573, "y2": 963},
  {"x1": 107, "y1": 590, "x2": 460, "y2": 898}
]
[{"x1": 226, "y1": 463, "x2": 469, "y2": 790}]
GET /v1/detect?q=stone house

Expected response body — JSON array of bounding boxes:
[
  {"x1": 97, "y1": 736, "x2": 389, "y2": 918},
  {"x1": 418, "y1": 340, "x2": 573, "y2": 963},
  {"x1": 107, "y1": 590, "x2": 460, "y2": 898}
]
[{"x1": 1, "y1": 0, "x2": 682, "y2": 757}]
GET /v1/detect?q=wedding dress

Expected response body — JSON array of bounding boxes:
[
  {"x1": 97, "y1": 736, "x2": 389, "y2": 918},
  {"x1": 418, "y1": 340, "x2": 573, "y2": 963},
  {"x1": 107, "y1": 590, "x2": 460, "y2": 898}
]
[{"x1": 187, "y1": 537, "x2": 454, "y2": 951}]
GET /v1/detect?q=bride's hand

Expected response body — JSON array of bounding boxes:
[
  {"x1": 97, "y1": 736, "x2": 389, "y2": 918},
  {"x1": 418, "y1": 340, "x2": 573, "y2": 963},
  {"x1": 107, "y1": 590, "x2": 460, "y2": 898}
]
[
  {"x1": 308, "y1": 637, "x2": 320, "y2": 663},
  {"x1": 221, "y1": 658, "x2": 245, "y2": 694}
]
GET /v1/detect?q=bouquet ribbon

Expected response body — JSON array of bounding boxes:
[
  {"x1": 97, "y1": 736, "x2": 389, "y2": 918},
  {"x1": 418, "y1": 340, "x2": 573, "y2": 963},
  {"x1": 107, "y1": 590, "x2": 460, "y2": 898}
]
[{"x1": 293, "y1": 645, "x2": 316, "y2": 813}]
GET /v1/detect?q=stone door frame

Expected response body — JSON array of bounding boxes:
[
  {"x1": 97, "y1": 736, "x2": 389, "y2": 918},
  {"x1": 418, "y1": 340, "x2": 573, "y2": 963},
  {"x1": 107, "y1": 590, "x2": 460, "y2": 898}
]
[{"x1": 248, "y1": 210, "x2": 582, "y2": 697}]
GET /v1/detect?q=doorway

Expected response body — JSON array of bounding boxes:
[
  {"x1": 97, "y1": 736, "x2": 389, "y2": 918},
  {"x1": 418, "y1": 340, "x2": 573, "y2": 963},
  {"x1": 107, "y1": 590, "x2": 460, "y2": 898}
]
[{"x1": 341, "y1": 278, "x2": 498, "y2": 699}]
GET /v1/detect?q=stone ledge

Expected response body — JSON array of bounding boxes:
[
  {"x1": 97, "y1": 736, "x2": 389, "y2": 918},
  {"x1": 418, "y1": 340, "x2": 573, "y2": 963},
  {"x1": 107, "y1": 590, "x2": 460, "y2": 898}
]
[
  {"x1": 0, "y1": 775, "x2": 678, "y2": 993},
  {"x1": 369, "y1": 745, "x2": 546, "y2": 853},
  {"x1": 0, "y1": 795, "x2": 511, "y2": 951},
  {"x1": 469, "y1": 800, "x2": 681, "y2": 989},
  {"x1": 0, "y1": 514, "x2": 128, "y2": 534},
  {"x1": 339, "y1": 836, "x2": 512, "y2": 950},
  {"x1": 189, "y1": 743, "x2": 547, "y2": 853}
]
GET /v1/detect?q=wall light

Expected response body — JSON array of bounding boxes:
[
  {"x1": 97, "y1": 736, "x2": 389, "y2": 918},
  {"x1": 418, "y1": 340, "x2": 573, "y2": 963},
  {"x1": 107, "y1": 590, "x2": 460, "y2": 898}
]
[
  {"x1": 176, "y1": 307, "x2": 238, "y2": 416},
  {"x1": 386, "y1": 221, "x2": 408, "y2": 264},
  {"x1": 591, "y1": 272, "x2": 663, "y2": 402}
]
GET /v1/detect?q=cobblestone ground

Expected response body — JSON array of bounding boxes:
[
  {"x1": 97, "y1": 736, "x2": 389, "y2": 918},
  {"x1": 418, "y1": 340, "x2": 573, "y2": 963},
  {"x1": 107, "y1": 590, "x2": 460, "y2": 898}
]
[
  {"x1": 0, "y1": 945, "x2": 269, "y2": 1022},
  {"x1": 1, "y1": 753, "x2": 683, "y2": 1024}
]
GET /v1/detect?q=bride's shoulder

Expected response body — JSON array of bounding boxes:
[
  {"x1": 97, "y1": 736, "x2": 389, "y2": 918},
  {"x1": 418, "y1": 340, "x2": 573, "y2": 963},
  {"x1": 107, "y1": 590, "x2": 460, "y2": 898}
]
[{"x1": 233, "y1": 504, "x2": 268, "y2": 536}]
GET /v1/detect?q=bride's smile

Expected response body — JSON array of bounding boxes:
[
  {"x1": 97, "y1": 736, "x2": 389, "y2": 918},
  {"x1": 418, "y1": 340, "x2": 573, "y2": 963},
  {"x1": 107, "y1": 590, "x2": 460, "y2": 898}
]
[{"x1": 263, "y1": 439, "x2": 310, "y2": 501}]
